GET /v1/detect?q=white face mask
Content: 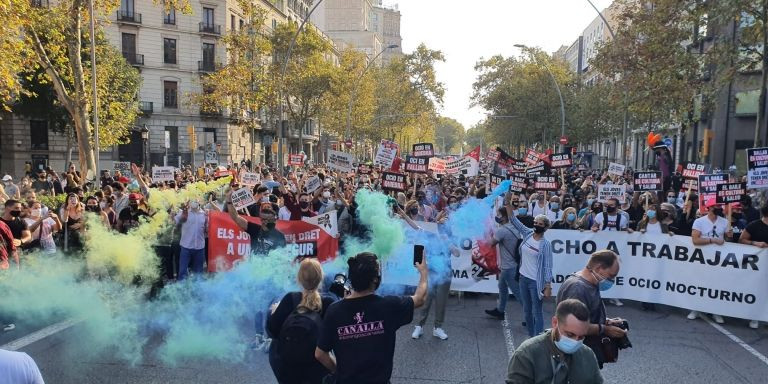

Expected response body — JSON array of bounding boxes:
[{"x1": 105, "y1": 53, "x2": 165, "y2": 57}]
[
  {"x1": 99, "y1": 202, "x2": 107, "y2": 210},
  {"x1": 189, "y1": 201, "x2": 200, "y2": 210},
  {"x1": 322, "y1": 191, "x2": 331, "y2": 199},
  {"x1": 30, "y1": 208, "x2": 41, "y2": 218}
]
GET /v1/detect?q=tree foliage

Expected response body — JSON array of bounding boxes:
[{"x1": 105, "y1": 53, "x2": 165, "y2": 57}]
[
  {"x1": 319, "y1": 49, "x2": 376, "y2": 140},
  {"x1": 434, "y1": 116, "x2": 464, "y2": 154}
]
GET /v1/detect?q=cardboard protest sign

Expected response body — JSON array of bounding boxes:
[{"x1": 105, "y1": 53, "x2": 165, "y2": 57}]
[
  {"x1": 510, "y1": 176, "x2": 528, "y2": 193},
  {"x1": 231, "y1": 188, "x2": 256, "y2": 211},
  {"x1": 114, "y1": 161, "x2": 131, "y2": 175},
  {"x1": 405, "y1": 156, "x2": 428, "y2": 173},
  {"x1": 598, "y1": 184, "x2": 627, "y2": 203},
  {"x1": 446, "y1": 156, "x2": 479, "y2": 177},
  {"x1": 327, "y1": 150, "x2": 355, "y2": 173},
  {"x1": 374, "y1": 139, "x2": 399, "y2": 169},
  {"x1": 747, "y1": 147, "x2": 768, "y2": 189},
  {"x1": 524, "y1": 149, "x2": 540, "y2": 165},
  {"x1": 289, "y1": 154, "x2": 304, "y2": 166},
  {"x1": 151, "y1": 166, "x2": 175, "y2": 183},
  {"x1": 305, "y1": 176, "x2": 322, "y2": 193},
  {"x1": 381, "y1": 172, "x2": 406, "y2": 192},
  {"x1": 716, "y1": 183, "x2": 746, "y2": 204},
  {"x1": 240, "y1": 172, "x2": 261, "y2": 186},
  {"x1": 486, "y1": 149, "x2": 500, "y2": 162},
  {"x1": 698, "y1": 174, "x2": 729, "y2": 213},
  {"x1": 428, "y1": 157, "x2": 446, "y2": 174},
  {"x1": 510, "y1": 160, "x2": 527, "y2": 173},
  {"x1": 357, "y1": 163, "x2": 372, "y2": 174},
  {"x1": 681, "y1": 162, "x2": 706, "y2": 179},
  {"x1": 526, "y1": 161, "x2": 547, "y2": 176},
  {"x1": 550, "y1": 153, "x2": 572, "y2": 169},
  {"x1": 633, "y1": 171, "x2": 662, "y2": 192},
  {"x1": 607, "y1": 162, "x2": 626, "y2": 177},
  {"x1": 487, "y1": 173, "x2": 504, "y2": 191},
  {"x1": 534, "y1": 175, "x2": 558, "y2": 191},
  {"x1": 412, "y1": 143, "x2": 434, "y2": 158}
]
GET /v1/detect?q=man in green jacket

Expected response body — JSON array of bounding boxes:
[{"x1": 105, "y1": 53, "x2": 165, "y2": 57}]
[{"x1": 506, "y1": 299, "x2": 603, "y2": 384}]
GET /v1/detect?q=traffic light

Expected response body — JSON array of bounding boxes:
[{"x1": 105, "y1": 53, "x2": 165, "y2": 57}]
[{"x1": 187, "y1": 125, "x2": 197, "y2": 149}]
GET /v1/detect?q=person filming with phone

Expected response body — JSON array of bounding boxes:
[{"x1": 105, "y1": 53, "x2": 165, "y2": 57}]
[{"x1": 315, "y1": 251, "x2": 429, "y2": 384}]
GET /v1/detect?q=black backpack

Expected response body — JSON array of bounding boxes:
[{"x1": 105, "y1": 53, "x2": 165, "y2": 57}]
[{"x1": 277, "y1": 297, "x2": 323, "y2": 364}]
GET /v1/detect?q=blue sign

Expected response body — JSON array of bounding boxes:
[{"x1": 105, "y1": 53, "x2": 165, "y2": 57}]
[{"x1": 663, "y1": 137, "x2": 673, "y2": 147}]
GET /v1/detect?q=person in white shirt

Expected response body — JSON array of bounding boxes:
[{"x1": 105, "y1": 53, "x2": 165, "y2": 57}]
[
  {"x1": 175, "y1": 199, "x2": 209, "y2": 280},
  {"x1": 277, "y1": 198, "x2": 292, "y2": 221},
  {"x1": 529, "y1": 193, "x2": 549, "y2": 217},
  {"x1": 545, "y1": 196, "x2": 563, "y2": 224},
  {"x1": 688, "y1": 198, "x2": 732, "y2": 323},
  {"x1": 591, "y1": 198, "x2": 632, "y2": 233},
  {"x1": 0, "y1": 349, "x2": 45, "y2": 384}
]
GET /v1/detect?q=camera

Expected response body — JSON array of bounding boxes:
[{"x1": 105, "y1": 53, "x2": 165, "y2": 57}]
[
  {"x1": 330, "y1": 273, "x2": 350, "y2": 299},
  {"x1": 614, "y1": 320, "x2": 633, "y2": 350}
]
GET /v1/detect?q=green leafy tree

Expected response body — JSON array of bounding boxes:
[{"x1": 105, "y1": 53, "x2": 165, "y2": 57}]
[
  {"x1": 319, "y1": 49, "x2": 376, "y2": 141},
  {"x1": 434, "y1": 116, "x2": 465, "y2": 154}
]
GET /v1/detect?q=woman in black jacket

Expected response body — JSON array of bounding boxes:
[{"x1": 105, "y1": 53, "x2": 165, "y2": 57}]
[{"x1": 267, "y1": 258, "x2": 336, "y2": 384}]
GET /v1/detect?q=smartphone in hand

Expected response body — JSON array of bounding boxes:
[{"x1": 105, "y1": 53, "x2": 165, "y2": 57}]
[{"x1": 413, "y1": 245, "x2": 424, "y2": 265}]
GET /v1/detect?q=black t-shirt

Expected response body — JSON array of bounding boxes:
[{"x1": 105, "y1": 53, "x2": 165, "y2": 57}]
[
  {"x1": 317, "y1": 294, "x2": 414, "y2": 384},
  {"x1": 745, "y1": 219, "x2": 768, "y2": 243},
  {"x1": 0, "y1": 217, "x2": 27, "y2": 240},
  {"x1": 118, "y1": 207, "x2": 148, "y2": 233},
  {"x1": 246, "y1": 222, "x2": 286, "y2": 255},
  {"x1": 266, "y1": 292, "x2": 336, "y2": 338}
]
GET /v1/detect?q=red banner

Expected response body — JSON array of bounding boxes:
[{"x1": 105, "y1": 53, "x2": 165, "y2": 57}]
[
  {"x1": 289, "y1": 154, "x2": 304, "y2": 166},
  {"x1": 207, "y1": 211, "x2": 339, "y2": 272}
]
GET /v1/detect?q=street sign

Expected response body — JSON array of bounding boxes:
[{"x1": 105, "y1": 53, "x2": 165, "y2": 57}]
[
  {"x1": 345, "y1": 139, "x2": 353, "y2": 148},
  {"x1": 559, "y1": 136, "x2": 568, "y2": 145},
  {"x1": 663, "y1": 137, "x2": 673, "y2": 147}
]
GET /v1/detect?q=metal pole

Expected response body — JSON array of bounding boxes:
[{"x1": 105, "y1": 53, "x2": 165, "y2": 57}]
[
  {"x1": 277, "y1": 0, "x2": 325, "y2": 172},
  {"x1": 346, "y1": 45, "x2": 396, "y2": 140},
  {"x1": 89, "y1": 0, "x2": 100, "y2": 182}
]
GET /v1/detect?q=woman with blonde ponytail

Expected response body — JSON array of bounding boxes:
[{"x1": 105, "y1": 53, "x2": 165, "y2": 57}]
[{"x1": 267, "y1": 258, "x2": 336, "y2": 384}]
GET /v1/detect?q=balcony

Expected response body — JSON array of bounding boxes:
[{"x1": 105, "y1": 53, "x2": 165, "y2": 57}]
[
  {"x1": 197, "y1": 60, "x2": 218, "y2": 72},
  {"x1": 139, "y1": 101, "x2": 153, "y2": 115},
  {"x1": 163, "y1": 14, "x2": 176, "y2": 25},
  {"x1": 123, "y1": 52, "x2": 144, "y2": 66},
  {"x1": 30, "y1": 0, "x2": 48, "y2": 7},
  {"x1": 199, "y1": 22, "x2": 221, "y2": 35},
  {"x1": 200, "y1": 107, "x2": 223, "y2": 118},
  {"x1": 117, "y1": 10, "x2": 142, "y2": 24}
]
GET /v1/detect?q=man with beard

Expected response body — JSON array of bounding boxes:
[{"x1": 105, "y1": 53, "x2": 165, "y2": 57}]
[
  {"x1": 116, "y1": 193, "x2": 148, "y2": 233},
  {"x1": 0, "y1": 200, "x2": 32, "y2": 251}
]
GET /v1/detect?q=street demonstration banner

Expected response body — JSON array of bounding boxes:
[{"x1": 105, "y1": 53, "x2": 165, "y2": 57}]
[
  {"x1": 698, "y1": 174, "x2": 729, "y2": 213},
  {"x1": 405, "y1": 156, "x2": 428, "y2": 173},
  {"x1": 381, "y1": 172, "x2": 407, "y2": 192},
  {"x1": 487, "y1": 173, "x2": 504, "y2": 191},
  {"x1": 509, "y1": 175, "x2": 528, "y2": 193},
  {"x1": 524, "y1": 149, "x2": 540, "y2": 165},
  {"x1": 207, "y1": 211, "x2": 339, "y2": 271},
  {"x1": 607, "y1": 162, "x2": 625, "y2": 177},
  {"x1": 386, "y1": 229, "x2": 768, "y2": 322},
  {"x1": 289, "y1": 154, "x2": 304, "y2": 166},
  {"x1": 428, "y1": 157, "x2": 446, "y2": 174},
  {"x1": 550, "y1": 153, "x2": 572, "y2": 169},
  {"x1": 327, "y1": 150, "x2": 355, "y2": 173},
  {"x1": 412, "y1": 143, "x2": 434, "y2": 158},
  {"x1": 681, "y1": 162, "x2": 706, "y2": 188},
  {"x1": 152, "y1": 166, "x2": 175, "y2": 183},
  {"x1": 598, "y1": 184, "x2": 626, "y2": 203},
  {"x1": 716, "y1": 183, "x2": 746, "y2": 204},
  {"x1": 534, "y1": 175, "x2": 558, "y2": 191},
  {"x1": 633, "y1": 171, "x2": 662, "y2": 192},
  {"x1": 747, "y1": 147, "x2": 768, "y2": 189},
  {"x1": 374, "y1": 139, "x2": 399, "y2": 169}
]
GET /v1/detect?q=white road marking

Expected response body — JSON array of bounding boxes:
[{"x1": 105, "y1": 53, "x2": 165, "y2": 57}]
[
  {"x1": 502, "y1": 315, "x2": 516, "y2": 359},
  {"x1": 1, "y1": 319, "x2": 81, "y2": 351},
  {"x1": 703, "y1": 315, "x2": 768, "y2": 367}
]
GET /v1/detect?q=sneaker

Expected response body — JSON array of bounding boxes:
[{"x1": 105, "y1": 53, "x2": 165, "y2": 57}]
[
  {"x1": 750, "y1": 320, "x2": 760, "y2": 329},
  {"x1": 2, "y1": 323, "x2": 15, "y2": 332},
  {"x1": 610, "y1": 299, "x2": 624, "y2": 307},
  {"x1": 687, "y1": 311, "x2": 699, "y2": 320},
  {"x1": 261, "y1": 337, "x2": 272, "y2": 353},
  {"x1": 248, "y1": 334, "x2": 265, "y2": 351},
  {"x1": 411, "y1": 326, "x2": 423, "y2": 339},
  {"x1": 484, "y1": 308, "x2": 505, "y2": 320},
  {"x1": 712, "y1": 314, "x2": 725, "y2": 324},
  {"x1": 433, "y1": 327, "x2": 448, "y2": 340}
]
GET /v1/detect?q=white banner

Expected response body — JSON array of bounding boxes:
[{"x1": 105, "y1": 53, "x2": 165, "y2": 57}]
[
  {"x1": 384, "y1": 229, "x2": 768, "y2": 322},
  {"x1": 231, "y1": 188, "x2": 256, "y2": 211},
  {"x1": 151, "y1": 166, "x2": 175, "y2": 183},
  {"x1": 305, "y1": 176, "x2": 322, "y2": 194},
  {"x1": 374, "y1": 140, "x2": 399, "y2": 169},
  {"x1": 597, "y1": 184, "x2": 626, "y2": 203},
  {"x1": 446, "y1": 156, "x2": 479, "y2": 177},
  {"x1": 240, "y1": 172, "x2": 261, "y2": 186},
  {"x1": 608, "y1": 162, "x2": 626, "y2": 176},
  {"x1": 302, "y1": 210, "x2": 339, "y2": 238},
  {"x1": 327, "y1": 150, "x2": 355, "y2": 173}
]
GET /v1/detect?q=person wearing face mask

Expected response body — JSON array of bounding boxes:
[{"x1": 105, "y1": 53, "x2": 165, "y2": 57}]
[
  {"x1": 116, "y1": 193, "x2": 148, "y2": 234},
  {"x1": 24, "y1": 201, "x2": 61, "y2": 254},
  {"x1": 636, "y1": 204, "x2": 669, "y2": 235},
  {"x1": 688, "y1": 199, "x2": 731, "y2": 324},
  {"x1": 85, "y1": 196, "x2": 111, "y2": 228},
  {"x1": 485, "y1": 206, "x2": 524, "y2": 321},
  {"x1": 31, "y1": 171, "x2": 55, "y2": 196},
  {"x1": 545, "y1": 196, "x2": 563, "y2": 224},
  {"x1": 529, "y1": 192, "x2": 549, "y2": 217},
  {"x1": 552, "y1": 207, "x2": 579, "y2": 230},
  {"x1": 175, "y1": 199, "x2": 209, "y2": 280},
  {"x1": 591, "y1": 198, "x2": 631, "y2": 233},
  {"x1": 556, "y1": 250, "x2": 628, "y2": 369},
  {"x1": 1, "y1": 200, "x2": 33, "y2": 252},
  {"x1": 414, "y1": 190, "x2": 436, "y2": 222},
  {"x1": 403, "y1": 200, "x2": 426, "y2": 222},
  {"x1": 506, "y1": 299, "x2": 603, "y2": 384},
  {"x1": 578, "y1": 194, "x2": 596, "y2": 218},
  {"x1": 2, "y1": 175, "x2": 20, "y2": 200},
  {"x1": 313, "y1": 187, "x2": 335, "y2": 215}
]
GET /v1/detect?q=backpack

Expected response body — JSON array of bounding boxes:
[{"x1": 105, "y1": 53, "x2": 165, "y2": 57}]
[{"x1": 276, "y1": 295, "x2": 323, "y2": 364}]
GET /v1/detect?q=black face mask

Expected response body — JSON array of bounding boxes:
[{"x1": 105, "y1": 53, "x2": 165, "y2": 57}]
[
  {"x1": 299, "y1": 201, "x2": 309, "y2": 209},
  {"x1": 408, "y1": 208, "x2": 419, "y2": 216},
  {"x1": 265, "y1": 222, "x2": 276, "y2": 230},
  {"x1": 10, "y1": 210, "x2": 21, "y2": 218},
  {"x1": 129, "y1": 203, "x2": 139, "y2": 210},
  {"x1": 495, "y1": 216, "x2": 505, "y2": 224},
  {"x1": 733, "y1": 213, "x2": 744, "y2": 221},
  {"x1": 86, "y1": 205, "x2": 100, "y2": 213},
  {"x1": 592, "y1": 206, "x2": 602, "y2": 213},
  {"x1": 533, "y1": 225, "x2": 547, "y2": 234},
  {"x1": 606, "y1": 206, "x2": 617, "y2": 213},
  {"x1": 713, "y1": 208, "x2": 724, "y2": 217}
]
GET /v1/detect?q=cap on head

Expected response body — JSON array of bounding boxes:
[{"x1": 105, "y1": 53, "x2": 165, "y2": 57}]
[
  {"x1": 704, "y1": 198, "x2": 719, "y2": 209},
  {"x1": 2, "y1": 175, "x2": 11, "y2": 181}
]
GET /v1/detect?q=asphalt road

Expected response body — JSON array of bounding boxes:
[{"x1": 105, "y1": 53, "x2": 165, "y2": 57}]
[{"x1": 3, "y1": 294, "x2": 768, "y2": 383}]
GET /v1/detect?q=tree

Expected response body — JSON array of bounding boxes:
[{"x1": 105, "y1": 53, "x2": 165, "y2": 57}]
[
  {"x1": 319, "y1": 49, "x2": 377, "y2": 141},
  {"x1": 434, "y1": 116, "x2": 464, "y2": 154}
]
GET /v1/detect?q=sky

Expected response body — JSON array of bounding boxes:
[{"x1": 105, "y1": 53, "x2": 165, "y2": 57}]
[{"x1": 394, "y1": 0, "x2": 615, "y2": 131}]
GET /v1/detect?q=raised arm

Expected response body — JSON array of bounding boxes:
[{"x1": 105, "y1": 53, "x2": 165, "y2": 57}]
[{"x1": 224, "y1": 190, "x2": 248, "y2": 231}]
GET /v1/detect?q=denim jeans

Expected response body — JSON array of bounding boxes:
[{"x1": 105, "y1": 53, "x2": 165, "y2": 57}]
[
  {"x1": 178, "y1": 247, "x2": 205, "y2": 280},
  {"x1": 518, "y1": 275, "x2": 544, "y2": 337},
  {"x1": 497, "y1": 267, "x2": 522, "y2": 314}
]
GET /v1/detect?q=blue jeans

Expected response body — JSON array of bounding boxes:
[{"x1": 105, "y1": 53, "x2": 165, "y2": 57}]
[
  {"x1": 497, "y1": 267, "x2": 522, "y2": 313},
  {"x1": 518, "y1": 275, "x2": 543, "y2": 337},
  {"x1": 178, "y1": 247, "x2": 205, "y2": 280}
]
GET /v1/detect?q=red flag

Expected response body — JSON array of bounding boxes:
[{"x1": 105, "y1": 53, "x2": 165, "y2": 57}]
[{"x1": 465, "y1": 146, "x2": 481, "y2": 161}]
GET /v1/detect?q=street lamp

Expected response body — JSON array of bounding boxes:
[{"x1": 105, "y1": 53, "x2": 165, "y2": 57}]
[
  {"x1": 346, "y1": 44, "x2": 400, "y2": 143},
  {"x1": 514, "y1": 44, "x2": 566, "y2": 152},
  {"x1": 140, "y1": 124, "x2": 149, "y2": 168}
]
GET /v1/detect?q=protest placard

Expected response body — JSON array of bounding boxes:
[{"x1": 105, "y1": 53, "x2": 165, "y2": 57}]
[
  {"x1": 526, "y1": 161, "x2": 547, "y2": 176},
  {"x1": 231, "y1": 188, "x2": 256, "y2": 211},
  {"x1": 716, "y1": 183, "x2": 746, "y2": 204},
  {"x1": 405, "y1": 156, "x2": 428, "y2": 173},
  {"x1": 747, "y1": 147, "x2": 768, "y2": 189},
  {"x1": 510, "y1": 176, "x2": 528, "y2": 193},
  {"x1": 114, "y1": 161, "x2": 131, "y2": 175},
  {"x1": 681, "y1": 162, "x2": 706, "y2": 179},
  {"x1": 151, "y1": 166, "x2": 175, "y2": 183},
  {"x1": 487, "y1": 173, "x2": 504, "y2": 191},
  {"x1": 412, "y1": 143, "x2": 434, "y2": 158},
  {"x1": 486, "y1": 149, "x2": 500, "y2": 162},
  {"x1": 305, "y1": 176, "x2": 322, "y2": 193},
  {"x1": 633, "y1": 171, "x2": 662, "y2": 192},
  {"x1": 381, "y1": 172, "x2": 406, "y2": 192},
  {"x1": 446, "y1": 156, "x2": 479, "y2": 176},
  {"x1": 357, "y1": 163, "x2": 372, "y2": 174},
  {"x1": 534, "y1": 175, "x2": 558, "y2": 191},
  {"x1": 524, "y1": 149, "x2": 540, "y2": 165},
  {"x1": 374, "y1": 139, "x2": 399, "y2": 168},
  {"x1": 327, "y1": 150, "x2": 355, "y2": 173},
  {"x1": 240, "y1": 172, "x2": 261, "y2": 186},
  {"x1": 289, "y1": 154, "x2": 304, "y2": 166},
  {"x1": 550, "y1": 153, "x2": 573, "y2": 169},
  {"x1": 698, "y1": 174, "x2": 729, "y2": 213},
  {"x1": 607, "y1": 162, "x2": 626, "y2": 177},
  {"x1": 598, "y1": 184, "x2": 627, "y2": 203},
  {"x1": 428, "y1": 157, "x2": 446, "y2": 174}
]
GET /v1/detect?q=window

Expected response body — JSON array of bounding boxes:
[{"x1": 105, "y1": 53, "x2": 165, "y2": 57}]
[
  {"x1": 165, "y1": 126, "x2": 179, "y2": 153},
  {"x1": 30, "y1": 120, "x2": 48, "y2": 150},
  {"x1": 121, "y1": 33, "x2": 136, "y2": 63},
  {"x1": 163, "y1": 38, "x2": 177, "y2": 64},
  {"x1": 202, "y1": 43, "x2": 215, "y2": 67},
  {"x1": 164, "y1": 81, "x2": 178, "y2": 108},
  {"x1": 164, "y1": 6, "x2": 176, "y2": 25},
  {"x1": 120, "y1": 0, "x2": 134, "y2": 13},
  {"x1": 231, "y1": 14, "x2": 235, "y2": 31},
  {"x1": 240, "y1": 19, "x2": 244, "y2": 30},
  {"x1": 202, "y1": 128, "x2": 217, "y2": 149},
  {"x1": 203, "y1": 7, "x2": 214, "y2": 27},
  {"x1": 272, "y1": 19, "x2": 277, "y2": 30}
]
